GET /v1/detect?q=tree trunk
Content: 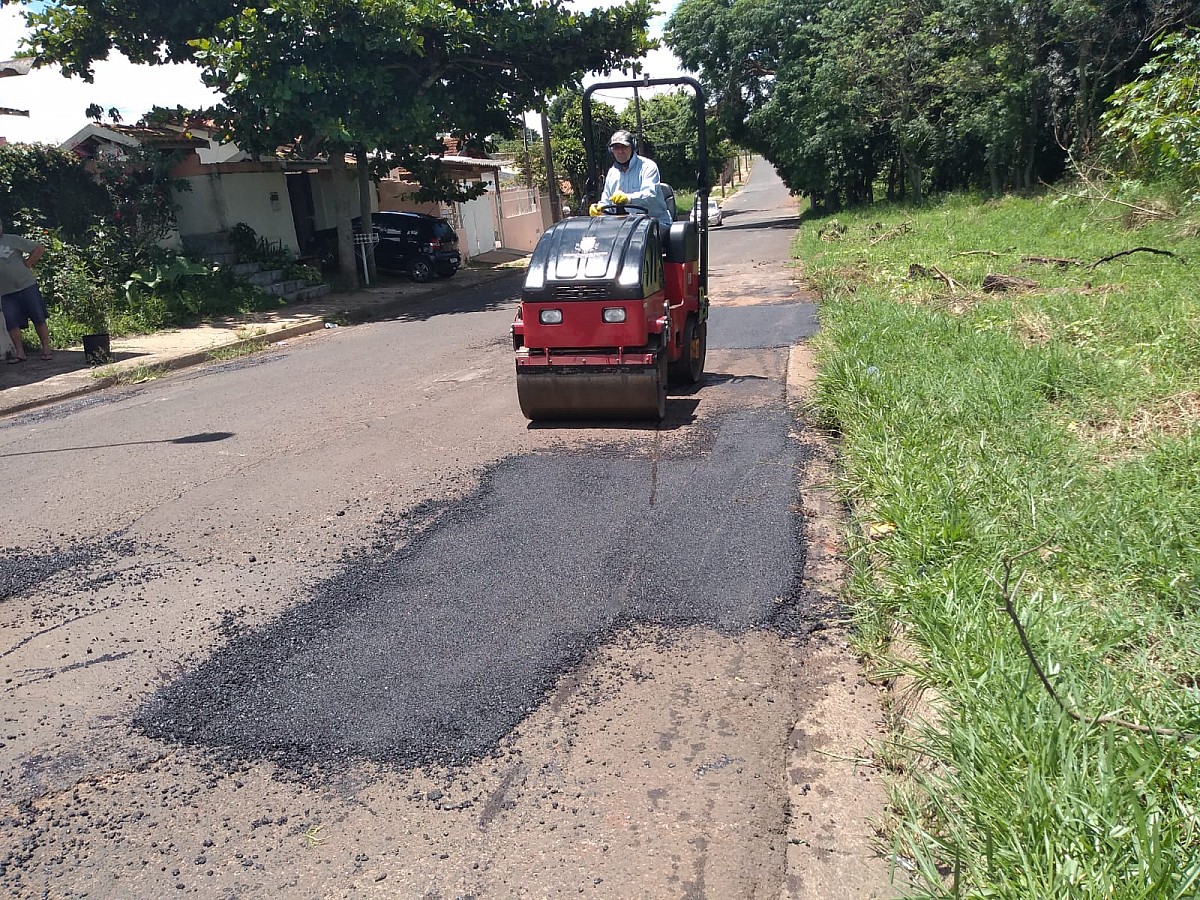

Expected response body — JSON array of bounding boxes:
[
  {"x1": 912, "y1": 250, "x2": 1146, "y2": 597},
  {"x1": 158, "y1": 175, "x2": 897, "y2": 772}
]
[
  {"x1": 355, "y1": 144, "x2": 377, "y2": 283},
  {"x1": 1023, "y1": 100, "x2": 1041, "y2": 190},
  {"x1": 897, "y1": 143, "x2": 922, "y2": 202},
  {"x1": 331, "y1": 150, "x2": 359, "y2": 291}
]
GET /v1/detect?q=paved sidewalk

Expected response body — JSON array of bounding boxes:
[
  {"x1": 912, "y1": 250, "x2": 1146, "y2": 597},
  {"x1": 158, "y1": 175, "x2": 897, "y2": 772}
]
[{"x1": 0, "y1": 257, "x2": 524, "y2": 420}]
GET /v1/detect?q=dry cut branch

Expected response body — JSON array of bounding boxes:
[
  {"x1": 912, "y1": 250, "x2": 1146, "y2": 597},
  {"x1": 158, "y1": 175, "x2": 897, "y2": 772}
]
[
  {"x1": 869, "y1": 222, "x2": 911, "y2": 246},
  {"x1": 1088, "y1": 247, "x2": 1177, "y2": 269},
  {"x1": 908, "y1": 263, "x2": 964, "y2": 294},
  {"x1": 999, "y1": 543, "x2": 1198, "y2": 743},
  {"x1": 930, "y1": 266, "x2": 963, "y2": 294},
  {"x1": 818, "y1": 220, "x2": 846, "y2": 241},
  {"x1": 1022, "y1": 255, "x2": 1083, "y2": 267},
  {"x1": 1046, "y1": 148, "x2": 1175, "y2": 222}
]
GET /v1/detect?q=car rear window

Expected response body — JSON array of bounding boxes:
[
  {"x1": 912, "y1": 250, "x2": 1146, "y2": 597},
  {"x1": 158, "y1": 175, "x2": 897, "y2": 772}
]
[{"x1": 431, "y1": 220, "x2": 457, "y2": 241}]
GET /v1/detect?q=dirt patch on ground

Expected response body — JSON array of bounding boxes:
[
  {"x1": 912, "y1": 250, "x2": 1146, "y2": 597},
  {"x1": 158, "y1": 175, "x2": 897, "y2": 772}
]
[{"x1": 782, "y1": 343, "x2": 902, "y2": 899}]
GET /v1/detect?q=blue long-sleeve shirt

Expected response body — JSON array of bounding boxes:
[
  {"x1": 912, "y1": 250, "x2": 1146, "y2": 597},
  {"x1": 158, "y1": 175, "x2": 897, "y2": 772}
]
[{"x1": 601, "y1": 154, "x2": 673, "y2": 230}]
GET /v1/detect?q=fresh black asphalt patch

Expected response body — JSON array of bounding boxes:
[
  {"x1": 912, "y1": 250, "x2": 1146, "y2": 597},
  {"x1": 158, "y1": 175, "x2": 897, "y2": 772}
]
[
  {"x1": 707, "y1": 304, "x2": 819, "y2": 349},
  {"x1": 137, "y1": 407, "x2": 817, "y2": 770}
]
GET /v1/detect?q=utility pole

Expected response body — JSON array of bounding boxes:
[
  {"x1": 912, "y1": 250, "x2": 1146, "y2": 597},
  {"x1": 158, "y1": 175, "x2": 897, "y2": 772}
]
[
  {"x1": 631, "y1": 64, "x2": 644, "y2": 136},
  {"x1": 522, "y1": 122, "x2": 532, "y2": 190},
  {"x1": 540, "y1": 109, "x2": 561, "y2": 222}
]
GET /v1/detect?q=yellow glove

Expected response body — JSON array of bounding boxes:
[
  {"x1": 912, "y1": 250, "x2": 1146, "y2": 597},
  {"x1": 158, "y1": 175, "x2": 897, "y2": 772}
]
[
  {"x1": 589, "y1": 202, "x2": 603, "y2": 217},
  {"x1": 610, "y1": 191, "x2": 629, "y2": 206}
]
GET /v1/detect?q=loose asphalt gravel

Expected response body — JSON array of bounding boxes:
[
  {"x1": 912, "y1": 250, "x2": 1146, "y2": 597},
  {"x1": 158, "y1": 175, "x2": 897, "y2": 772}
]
[{"x1": 135, "y1": 405, "x2": 807, "y2": 771}]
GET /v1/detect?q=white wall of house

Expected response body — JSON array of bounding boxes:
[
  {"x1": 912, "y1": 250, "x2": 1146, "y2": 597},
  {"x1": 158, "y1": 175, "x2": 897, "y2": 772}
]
[
  {"x1": 452, "y1": 171, "x2": 499, "y2": 259},
  {"x1": 459, "y1": 194, "x2": 495, "y2": 259},
  {"x1": 175, "y1": 169, "x2": 300, "y2": 254},
  {"x1": 174, "y1": 175, "x2": 222, "y2": 235},
  {"x1": 496, "y1": 187, "x2": 543, "y2": 253}
]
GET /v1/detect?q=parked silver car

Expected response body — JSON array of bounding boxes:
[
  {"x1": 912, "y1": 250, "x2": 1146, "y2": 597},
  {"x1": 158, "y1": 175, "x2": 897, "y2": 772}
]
[{"x1": 691, "y1": 198, "x2": 723, "y2": 226}]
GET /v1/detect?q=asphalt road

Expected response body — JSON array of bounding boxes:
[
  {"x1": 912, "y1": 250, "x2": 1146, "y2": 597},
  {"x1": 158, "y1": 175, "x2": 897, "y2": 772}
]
[{"x1": 0, "y1": 162, "x2": 892, "y2": 899}]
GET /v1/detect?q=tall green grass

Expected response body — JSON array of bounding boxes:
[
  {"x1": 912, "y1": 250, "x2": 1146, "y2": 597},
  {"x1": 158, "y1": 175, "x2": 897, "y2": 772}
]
[{"x1": 800, "y1": 192, "x2": 1200, "y2": 898}]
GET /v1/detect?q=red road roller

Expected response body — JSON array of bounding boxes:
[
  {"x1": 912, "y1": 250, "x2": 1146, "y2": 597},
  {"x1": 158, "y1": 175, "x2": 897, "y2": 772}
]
[{"x1": 511, "y1": 77, "x2": 711, "y2": 421}]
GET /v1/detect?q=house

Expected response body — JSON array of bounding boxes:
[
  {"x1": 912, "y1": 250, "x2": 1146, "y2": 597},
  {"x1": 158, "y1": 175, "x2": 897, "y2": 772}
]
[
  {"x1": 378, "y1": 138, "x2": 550, "y2": 257},
  {"x1": 60, "y1": 123, "x2": 543, "y2": 270},
  {"x1": 61, "y1": 122, "x2": 365, "y2": 263}
]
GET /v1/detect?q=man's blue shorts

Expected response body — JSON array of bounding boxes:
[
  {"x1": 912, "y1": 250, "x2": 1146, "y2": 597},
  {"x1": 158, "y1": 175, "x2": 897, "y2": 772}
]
[{"x1": 1, "y1": 283, "x2": 48, "y2": 331}]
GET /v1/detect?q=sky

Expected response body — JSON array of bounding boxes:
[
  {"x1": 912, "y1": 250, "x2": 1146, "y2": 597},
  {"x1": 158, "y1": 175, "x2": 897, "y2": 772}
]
[{"x1": 0, "y1": 0, "x2": 686, "y2": 147}]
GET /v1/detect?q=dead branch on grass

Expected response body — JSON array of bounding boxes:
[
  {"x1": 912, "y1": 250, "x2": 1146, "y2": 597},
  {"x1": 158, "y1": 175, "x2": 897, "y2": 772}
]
[
  {"x1": 1087, "y1": 247, "x2": 1178, "y2": 269},
  {"x1": 930, "y1": 266, "x2": 963, "y2": 294},
  {"x1": 999, "y1": 543, "x2": 1198, "y2": 743},
  {"x1": 818, "y1": 220, "x2": 846, "y2": 241},
  {"x1": 1046, "y1": 146, "x2": 1175, "y2": 223},
  {"x1": 908, "y1": 263, "x2": 964, "y2": 294},
  {"x1": 869, "y1": 222, "x2": 911, "y2": 245},
  {"x1": 1022, "y1": 255, "x2": 1084, "y2": 267}
]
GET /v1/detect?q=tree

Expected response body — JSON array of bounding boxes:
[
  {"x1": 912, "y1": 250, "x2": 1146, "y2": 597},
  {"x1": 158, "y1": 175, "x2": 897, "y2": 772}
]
[
  {"x1": 496, "y1": 126, "x2": 547, "y2": 191},
  {"x1": 1102, "y1": 29, "x2": 1200, "y2": 190},
  {"x1": 547, "y1": 90, "x2": 623, "y2": 208},
  {"x1": 666, "y1": 0, "x2": 832, "y2": 199},
  {"x1": 23, "y1": 0, "x2": 655, "y2": 285},
  {"x1": 0, "y1": 144, "x2": 111, "y2": 240},
  {"x1": 665, "y1": 0, "x2": 1200, "y2": 209},
  {"x1": 629, "y1": 91, "x2": 723, "y2": 193}
]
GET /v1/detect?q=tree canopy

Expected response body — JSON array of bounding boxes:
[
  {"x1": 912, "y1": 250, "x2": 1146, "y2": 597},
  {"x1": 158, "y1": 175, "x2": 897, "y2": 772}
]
[
  {"x1": 20, "y1": 0, "x2": 655, "y2": 284},
  {"x1": 666, "y1": 0, "x2": 1200, "y2": 209},
  {"x1": 22, "y1": 0, "x2": 654, "y2": 162},
  {"x1": 546, "y1": 89, "x2": 623, "y2": 205},
  {"x1": 534, "y1": 85, "x2": 727, "y2": 211}
]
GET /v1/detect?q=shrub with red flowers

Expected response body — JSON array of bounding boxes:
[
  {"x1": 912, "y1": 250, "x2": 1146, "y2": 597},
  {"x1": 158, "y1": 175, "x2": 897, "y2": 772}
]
[{"x1": 91, "y1": 145, "x2": 190, "y2": 251}]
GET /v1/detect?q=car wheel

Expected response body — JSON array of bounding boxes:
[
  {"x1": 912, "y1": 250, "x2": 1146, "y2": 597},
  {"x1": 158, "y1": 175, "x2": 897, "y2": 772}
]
[{"x1": 409, "y1": 259, "x2": 434, "y2": 282}]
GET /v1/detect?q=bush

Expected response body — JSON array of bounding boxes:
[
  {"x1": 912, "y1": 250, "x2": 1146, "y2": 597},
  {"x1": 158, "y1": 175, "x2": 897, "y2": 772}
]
[
  {"x1": 0, "y1": 144, "x2": 111, "y2": 240},
  {"x1": 1102, "y1": 30, "x2": 1200, "y2": 197},
  {"x1": 283, "y1": 262, "x2": 324, "y2": 286},
  {"x1": 6, "y1": 147, "x2": 303, "y2": 346},
  {"x1": 23, "y1": 223, "x2": 121, "y2": 340},
  {"x1": 229, "y1": 222, "x2": 291, "y2": 270}
]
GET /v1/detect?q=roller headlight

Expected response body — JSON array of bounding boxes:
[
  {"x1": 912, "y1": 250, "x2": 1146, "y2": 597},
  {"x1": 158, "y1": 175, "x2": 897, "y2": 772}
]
[
  {"x1": 601, "y1": 307, "x2": 627, "y2": 323},
  {"x1": 539, "y1": 309, "x2": 563, "y2": 324}
]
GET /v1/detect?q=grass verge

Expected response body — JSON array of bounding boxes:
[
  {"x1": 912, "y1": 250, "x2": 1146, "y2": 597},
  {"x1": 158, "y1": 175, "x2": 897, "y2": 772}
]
[
  {"x1": 207, "y1": 338, "x2": 268, "y2": 362},
  {"x1": 798, "y1": 190, "x2": 1200, "y2": 897},
  {"x1": 93, "y1": 363, "x2": 169, "y2": 385}
]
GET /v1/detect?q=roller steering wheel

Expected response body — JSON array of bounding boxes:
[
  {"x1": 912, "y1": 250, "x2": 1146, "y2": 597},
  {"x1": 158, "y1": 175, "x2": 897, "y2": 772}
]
[{"x1": 600, "y1": 203, "x2": 648, "y2": 216}]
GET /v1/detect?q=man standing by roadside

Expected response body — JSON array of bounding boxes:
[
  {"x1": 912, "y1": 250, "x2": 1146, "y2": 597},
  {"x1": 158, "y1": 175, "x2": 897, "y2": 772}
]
[{"x1": 0, "y1": 221, "x2": 51, "y2": 364}]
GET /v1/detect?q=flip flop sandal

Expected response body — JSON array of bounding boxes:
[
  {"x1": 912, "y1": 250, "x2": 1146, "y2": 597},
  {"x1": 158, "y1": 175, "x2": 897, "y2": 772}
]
[{"x1": 8, "y1": 356, "x2": 26, "y2": 364}]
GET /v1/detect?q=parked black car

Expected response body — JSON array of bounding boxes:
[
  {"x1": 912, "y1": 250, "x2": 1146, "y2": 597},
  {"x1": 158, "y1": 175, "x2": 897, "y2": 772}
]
[{"x1": 371, "y1": 211, "x2": 461, "y2": 281}]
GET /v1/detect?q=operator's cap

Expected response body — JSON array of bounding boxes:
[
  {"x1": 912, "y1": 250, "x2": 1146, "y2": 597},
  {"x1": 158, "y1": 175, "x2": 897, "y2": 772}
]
[{"x1": 608, "y1": 130, "x2": 635, "y2": 148}]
